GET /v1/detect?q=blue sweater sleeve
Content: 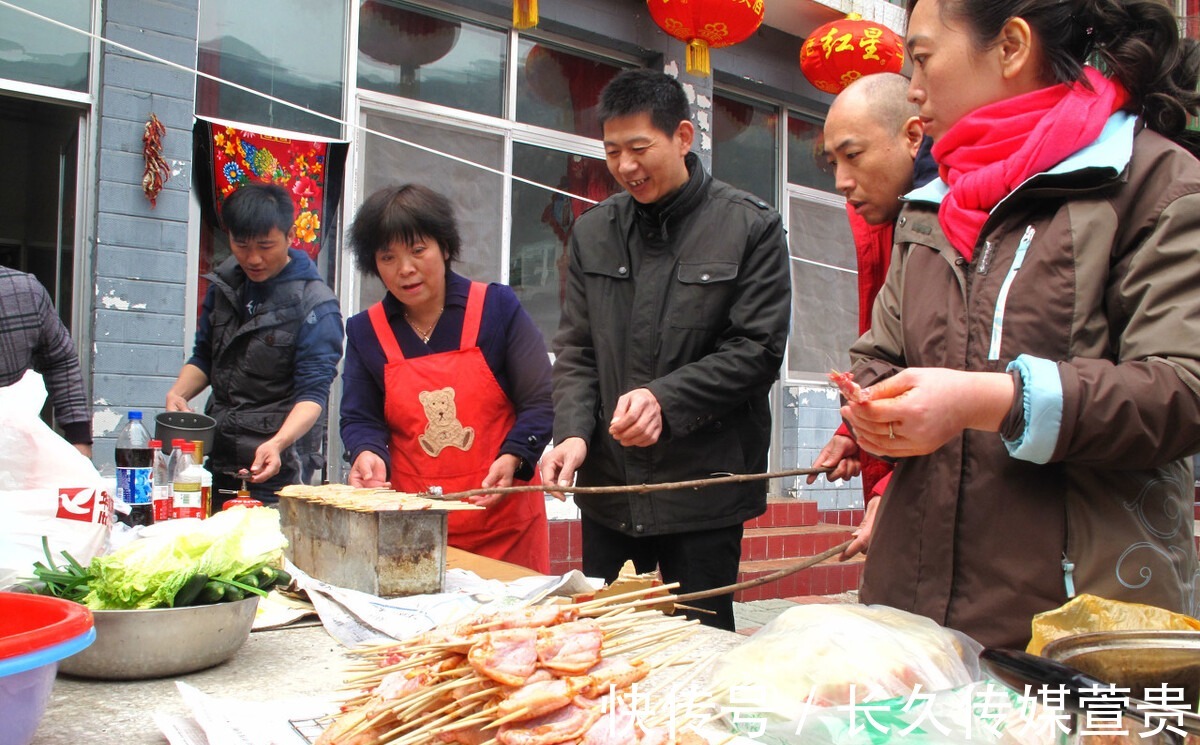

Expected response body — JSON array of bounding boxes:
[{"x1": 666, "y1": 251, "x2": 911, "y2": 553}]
[
  {"x1": 491, "y1": 287, "x2": 554, "y2": 472},
  {"x1": 187, "y1": 285, "x2": 217, "y2": 377},
  {"x1": 339, "y1": 311, "x2": 392, "y2": 470},
  {"x1": 292, "y1": 299, "x2": 345, "y2": 409}
]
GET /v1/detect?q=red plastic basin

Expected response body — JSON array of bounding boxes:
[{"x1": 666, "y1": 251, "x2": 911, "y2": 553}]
[
  {"x1": 0, "y1": 593, "x2": 93, "y2": 660},
  {"x1": 0, "y1": 593, "x2": 96, "y2": 745}
]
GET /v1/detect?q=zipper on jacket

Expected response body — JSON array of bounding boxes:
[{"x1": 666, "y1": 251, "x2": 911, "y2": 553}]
[
  {"x1": 987, "y1": 225, "x2": 1037, "y2": 361},
  {"x1": 1062, "y1": 553, "x2": 1077, "y2": 599},
  {"x1": 976, "y1": 241, "x2": 995, "y2": 275}
]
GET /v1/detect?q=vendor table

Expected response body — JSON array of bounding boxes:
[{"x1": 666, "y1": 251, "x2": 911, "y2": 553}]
[
  {"x1": 32, "y1": 548, "x2": 747, "y2": 745},
  {"x1": 33, "y1": 623, "x2": 345, "y2": 744},
  {"x1": 34, "y1": 620, "x2": 745, "y2": 744}
]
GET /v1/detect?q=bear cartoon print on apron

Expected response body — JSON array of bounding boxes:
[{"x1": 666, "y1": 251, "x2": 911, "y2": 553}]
[{"x1": 367, "y1": 282, "x2": 549, "y2": 573}]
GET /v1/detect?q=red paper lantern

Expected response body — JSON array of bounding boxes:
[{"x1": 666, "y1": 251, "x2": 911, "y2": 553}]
[
  {"x1": 799, "y1": 13, "x2": 905, "y2": 95},
  {"x1": 646, "y1": 0, "x2": 765, "y2": 76},
  {"x1": 359, "y1": 2, "x2": 461, "y2": 73}
]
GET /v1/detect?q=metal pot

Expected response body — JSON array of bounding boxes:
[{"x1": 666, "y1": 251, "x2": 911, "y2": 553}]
[{"x1": 57, "y1": 596, "x2": 258, "y2": 680}]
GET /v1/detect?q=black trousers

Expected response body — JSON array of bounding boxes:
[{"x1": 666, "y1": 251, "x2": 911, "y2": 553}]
[{"x1": 581, "y1": 514, "x2": 743, "y2": 631}]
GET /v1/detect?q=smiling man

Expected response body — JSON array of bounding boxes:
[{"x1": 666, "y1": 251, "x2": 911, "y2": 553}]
[
  {"x1": 166, "y1": 182, "x2": 343, "y2": 506},
  {"x1": 542, "y1": 69, "x2": 791, "y2": 631}
]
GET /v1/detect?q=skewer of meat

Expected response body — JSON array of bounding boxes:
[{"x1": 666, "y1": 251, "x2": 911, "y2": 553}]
[{"x1": 828, "y1": 369, "x2": 871, "y2": 404}]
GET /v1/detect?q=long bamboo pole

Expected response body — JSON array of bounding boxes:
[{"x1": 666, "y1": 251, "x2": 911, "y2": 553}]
[{"x1": 426, "y1": 466, "x2": 830, "y2": 501}]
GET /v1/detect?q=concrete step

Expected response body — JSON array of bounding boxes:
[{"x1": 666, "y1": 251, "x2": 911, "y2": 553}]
[
  {"x1": 747, "y1": 499, "x2": 821, "y2": 529},
  {"x1": 741, "y1": 523, "x2": 853, "y2": 562},
  {"x1": 735, "y1": 554, "x2": 864, "y2": 602}
]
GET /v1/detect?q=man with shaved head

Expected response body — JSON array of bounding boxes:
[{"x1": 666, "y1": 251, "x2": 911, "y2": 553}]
[
  {"x1": 826, "y1": 72, "x2": 928, "y2": 226},
  {"x1": 808, "y1": 72, "x2": 935, "y2": 555}
]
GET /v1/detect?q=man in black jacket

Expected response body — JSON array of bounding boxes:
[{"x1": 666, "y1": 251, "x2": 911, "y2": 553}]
[
  {"x1": 542, "y1": 70, "x2": 791, "y2": 630},
  {"x1": 166, "y1": 183, "x2": 343, "y2": 505}
]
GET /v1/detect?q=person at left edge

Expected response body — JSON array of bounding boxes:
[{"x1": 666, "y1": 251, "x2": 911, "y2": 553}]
[
  {"x1": 0, "y1": 266, "x2": 93, "y2": 458},
  {"x1": 340, "y1": 184, "x2": 552, "y2": 574},
  {"x1": 165, "y1": 182, "x2": 344, "y2": 506}
]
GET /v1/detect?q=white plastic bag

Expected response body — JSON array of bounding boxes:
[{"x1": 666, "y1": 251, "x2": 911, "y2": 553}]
[{"x1": 0, "y1": 370, "x2": 112, "y2": 585}]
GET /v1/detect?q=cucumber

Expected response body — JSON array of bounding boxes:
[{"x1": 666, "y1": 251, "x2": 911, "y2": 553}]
[
  {"x1": 271, "y1": 569, "x2": 292, "y2": 589},
  {"x1": 223, "y1": 585, "x2": 245, "y2": 603},
  {"x1": 173, "y1": 573, "x2": 209, "y2": 607},
  {"x1": 233, "y1": 572, "x2": 260, "y2": 589},
  {"x1": 196, "y1": 581, "x2": 226, "y2": 605},
  {"x1": 256, "y1": 566, "x2": 278, "y2": 589}
]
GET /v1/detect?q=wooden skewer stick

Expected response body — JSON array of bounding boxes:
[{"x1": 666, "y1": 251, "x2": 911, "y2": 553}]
[
  {"x1": 429, "y1": 466, "x2": 831, "y2": 501},
  {"x1": 572, "y1": 582, "x2": 681, "y2": 611},
  {"x1": 672, "y1": 539, "x2": 853, "y2": 603}
]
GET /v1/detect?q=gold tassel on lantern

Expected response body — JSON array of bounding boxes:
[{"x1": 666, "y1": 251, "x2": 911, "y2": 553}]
[
  {"x1": 686, "y1": 38, "x2": 711, "y2": 75},
  {"x1": 513, "y1": 0, "x2": 538, "y2": 29}
]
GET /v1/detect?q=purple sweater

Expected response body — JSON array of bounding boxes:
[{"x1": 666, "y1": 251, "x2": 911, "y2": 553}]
[{"x1": 339, "y1": 272, "x2": 553, "y2": 480}]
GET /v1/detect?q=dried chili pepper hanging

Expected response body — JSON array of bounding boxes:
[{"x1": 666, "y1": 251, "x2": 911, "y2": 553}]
[{"x1": 142, "y1": 113, "x2": 170, "y2": 207}]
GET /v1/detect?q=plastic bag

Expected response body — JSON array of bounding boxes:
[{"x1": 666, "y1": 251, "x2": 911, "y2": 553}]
[
  {"x1": 711, "y1": 605, "x2": 985, "y2": 743},
  {"x1": 0, "y1": 370, "x2": 112, "y2": 585},
  {"x1": 1027, "y1": 593, "x2": 1200, "y2": 655}
]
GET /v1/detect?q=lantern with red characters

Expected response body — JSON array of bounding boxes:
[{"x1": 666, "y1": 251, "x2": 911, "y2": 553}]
[
  {"x1": 646, "y1": 0, "x2": 765, "y2": 76},
  {"x1": 799, "y1": 13, "x2": 905, "y2": 94}
]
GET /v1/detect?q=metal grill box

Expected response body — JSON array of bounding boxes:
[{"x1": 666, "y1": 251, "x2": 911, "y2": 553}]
[{"x1": 279, "y1": 497, "x2": 447, "y2": 597}]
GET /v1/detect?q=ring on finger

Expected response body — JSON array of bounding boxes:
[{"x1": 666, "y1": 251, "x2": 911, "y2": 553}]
[{"x1": 888, "y1": 422, "x2": 895, "y2": 440}]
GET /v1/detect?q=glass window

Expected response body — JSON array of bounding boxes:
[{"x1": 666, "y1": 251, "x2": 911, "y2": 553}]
[
  {"x1": 196, "y1": 0, "x2": 345, "y2": 138},
  {"x1": 354, "y1": 110, "x2": 505, "y2": 313},
  {"x1": 0, "y1": 0, "x2": 90, "y2": 93},
  {"x1": 712, "y1": 94, "x2": 777, "y2": 205},
  {"x1": 786, "y1": 192, "x2": 858, "y2": 378},
  {"x1": 510, "y1": 144, "x2": 619, "y2": 343},
  {"x1": 357, "y1": 2, "x2": 505, "y2": 119},
  {"x1": 788, "y1": 113, "x2": 837, "y2": 193},
  {"x1": 515, "y1": 40, "x2": 624, "y2": 140}
]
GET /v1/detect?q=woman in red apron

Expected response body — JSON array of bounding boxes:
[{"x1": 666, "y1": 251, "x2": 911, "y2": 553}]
[{"x1": 340, "y1": 185, "x2": 551, "y2": 573}]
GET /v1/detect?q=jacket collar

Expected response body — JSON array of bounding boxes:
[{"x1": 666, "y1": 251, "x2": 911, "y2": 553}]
[
  {"x1": 634, "y1": 152, "x2": 711, "y2": 234},
  {"x1": 905, "y1": 111, "x2": 1138, "y2": 207}
]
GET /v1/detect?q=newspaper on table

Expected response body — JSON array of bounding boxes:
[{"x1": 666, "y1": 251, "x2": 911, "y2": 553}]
[{"x1": 285, "y1": 557, "x2": 597, "y2": 647}]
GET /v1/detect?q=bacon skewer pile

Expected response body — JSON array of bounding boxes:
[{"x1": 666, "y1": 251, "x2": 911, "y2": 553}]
[{"x1": 314, "y1": 587, "x2": 726, "y2": 745}]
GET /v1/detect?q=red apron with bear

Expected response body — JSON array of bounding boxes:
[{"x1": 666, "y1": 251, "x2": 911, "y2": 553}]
[{"x1": 367, "y1": 282, "x2": 549, "y2": 573}]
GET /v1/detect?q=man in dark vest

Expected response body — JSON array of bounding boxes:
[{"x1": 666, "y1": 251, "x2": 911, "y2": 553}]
[{"x1": 166, "y1": 183, "x2": 343, "y2": 505}]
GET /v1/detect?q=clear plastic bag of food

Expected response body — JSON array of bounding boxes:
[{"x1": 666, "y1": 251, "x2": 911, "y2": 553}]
[{"x1": 711, "y1": 604, "x2": 991, "y2": 743}]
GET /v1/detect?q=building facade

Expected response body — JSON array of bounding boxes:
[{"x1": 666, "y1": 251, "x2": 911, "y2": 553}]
[{"x1": 13, "y1": 0, "x2": 1188, "y2": 514}]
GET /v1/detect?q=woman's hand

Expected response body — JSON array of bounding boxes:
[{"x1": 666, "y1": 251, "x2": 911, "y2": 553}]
[
  {"x1": 472, "y1": 454, "x2": 521, "y2": 508},
  {"x1": 806, "y1": 434, "x2": 861, "y2": 484},
  {"x1": 842, "y1": 368, "x2": 1014, "y2": 458},
  {"x1": 349, "y1": 451, "x2": 391, "y2": 488}
]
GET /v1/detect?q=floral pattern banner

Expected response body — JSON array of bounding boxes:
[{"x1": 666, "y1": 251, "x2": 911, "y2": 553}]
[{"x1": 195, "y1": 118, "x2": 349, "y2": 260}]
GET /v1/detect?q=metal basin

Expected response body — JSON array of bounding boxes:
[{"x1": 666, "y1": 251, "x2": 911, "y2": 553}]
[
  {"x1": 57, "y1": 596, "x2": 258, "y2": 680},
  {"x1": 1043, "y1": 630, "x2": 1200, "y2": 713}
]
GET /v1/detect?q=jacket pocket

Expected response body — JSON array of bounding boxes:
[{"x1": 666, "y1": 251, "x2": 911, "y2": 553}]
[
  {"x1": 241, "y1": 328, "x2": 297, "y2": 378},
  {"x1": 669, "y1": 261, "x2": 739, "y2": 330}
]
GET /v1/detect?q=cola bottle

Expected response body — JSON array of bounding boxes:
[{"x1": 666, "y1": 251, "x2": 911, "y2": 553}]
[{"x1": 115, "y1": 411, "x2": 154, "y2": 527}]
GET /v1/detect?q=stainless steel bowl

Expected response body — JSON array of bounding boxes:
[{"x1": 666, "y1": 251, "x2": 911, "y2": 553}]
[
  {"x1": 57, "y1": 596, "x2": 259, "y2": 680},
  {"x1": 1043, "y1": 629, "x2": 1200, "y2": 712}
]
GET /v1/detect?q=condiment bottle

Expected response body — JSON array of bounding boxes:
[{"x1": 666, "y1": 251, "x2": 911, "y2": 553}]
[
  {"x1": 191, "y1": 440, "x2": 213, "y2": 517},
  {"x1": 171, "y1": 441, "x2": 204, "y2": 519}
]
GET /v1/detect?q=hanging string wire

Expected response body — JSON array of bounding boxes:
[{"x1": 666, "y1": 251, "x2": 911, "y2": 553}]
[
  {"x1": 0, "y1": 0, "x2": 860, "y2": 276},
  {"x1": 0, "y1": 0, "x2": 599, "y2": 208}
]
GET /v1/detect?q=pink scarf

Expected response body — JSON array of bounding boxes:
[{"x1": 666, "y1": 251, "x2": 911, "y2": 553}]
[{"x1": 932, "y1": 67, "x2": 1128, "y2": 258}]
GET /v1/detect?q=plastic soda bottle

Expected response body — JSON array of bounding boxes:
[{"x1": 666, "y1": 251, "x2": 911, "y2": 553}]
[
  {"x1": 150, "y1": 438, "x2": 172, "y2": 522},
  {"x1": 171, "y1": 441, "x2": 204, "y2": 519},
  {"x1": 115, "y1": 411, "x2": 154, "y2": 527}
]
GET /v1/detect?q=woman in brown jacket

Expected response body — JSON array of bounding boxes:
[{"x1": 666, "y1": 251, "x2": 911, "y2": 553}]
[{"x1": 842, "y1": 0, "x2": 1200, "y2": 648}]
